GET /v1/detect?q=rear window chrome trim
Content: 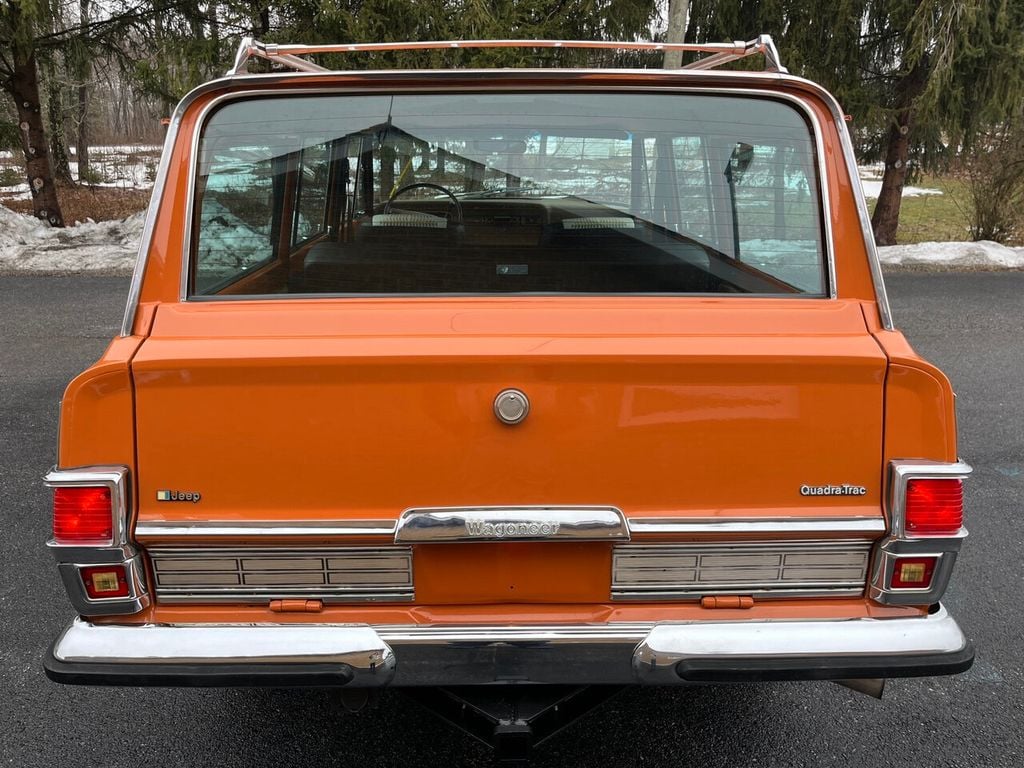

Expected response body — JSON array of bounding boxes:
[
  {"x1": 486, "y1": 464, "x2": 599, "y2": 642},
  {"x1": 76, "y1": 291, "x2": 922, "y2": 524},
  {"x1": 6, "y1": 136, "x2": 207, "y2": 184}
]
[
  {"x1": 835, "y1": 112, "x2": 893, "y2": 329},
  {"x1": 121, "y1": 116, "x2": 180, "y2": 337},
  {"x1": 178, "y1": 85, "x2": 836, "y2": 305},
  {"x1": 184, "y1": 290, "x2": 828, "y2": 303}
]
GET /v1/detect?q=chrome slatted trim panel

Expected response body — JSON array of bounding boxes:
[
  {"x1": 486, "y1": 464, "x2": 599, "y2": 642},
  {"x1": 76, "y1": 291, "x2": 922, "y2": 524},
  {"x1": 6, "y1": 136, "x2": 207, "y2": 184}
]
[
  {"x1": 612, "y1": 540, "x2": 871, "y2": 600},
  {"x1": 148, "y1": 547, "x2": 413, "y2": 603}
]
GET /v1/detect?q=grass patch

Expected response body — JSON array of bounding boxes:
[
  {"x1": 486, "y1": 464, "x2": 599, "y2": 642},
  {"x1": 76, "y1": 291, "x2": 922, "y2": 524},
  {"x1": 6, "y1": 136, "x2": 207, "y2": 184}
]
[
  {"x1": 867, "y1": 175, "x2": 973, "y2": 245},
  {"x1": 0, "y1": 167, "x2": 21, "y2": 187},
  {"x1": 2, "y1": 182, "x2": 150, "y2": 224}
]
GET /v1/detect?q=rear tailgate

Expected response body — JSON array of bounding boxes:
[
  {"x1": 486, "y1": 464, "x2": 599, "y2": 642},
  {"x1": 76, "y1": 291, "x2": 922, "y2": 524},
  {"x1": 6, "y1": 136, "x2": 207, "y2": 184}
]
[{"x1": 131, "y1": 297, "x2": 886, "y2": 602}]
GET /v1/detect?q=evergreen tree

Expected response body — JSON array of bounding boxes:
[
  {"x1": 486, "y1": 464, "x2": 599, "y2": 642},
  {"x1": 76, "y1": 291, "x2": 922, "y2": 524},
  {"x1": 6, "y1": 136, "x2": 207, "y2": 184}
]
[
  {"x1": 1, "y1": 0, "x2": 66, "y2": 225},
  {"x1": 1, "y1": 0, "x2": 215, "y2": 226},
  {"x1": 2, "y1": 1, "x2": 666, "y2": 230},
  {"x1": 687, "y1": 0, "x2": 1024, "y2": 244},
  {"x1": 264, "y1": 2, "x2": 661, "y2": 70}
]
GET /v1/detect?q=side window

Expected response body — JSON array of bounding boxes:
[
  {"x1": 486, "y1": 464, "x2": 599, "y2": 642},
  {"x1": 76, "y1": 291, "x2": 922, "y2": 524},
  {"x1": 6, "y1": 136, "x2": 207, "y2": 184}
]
[
  {"x1": 293, "y1": 143, "x2": 330, "y2": 245},
  {"x1": 195, "y1": 154, "x2": 277, "y2": 294}
]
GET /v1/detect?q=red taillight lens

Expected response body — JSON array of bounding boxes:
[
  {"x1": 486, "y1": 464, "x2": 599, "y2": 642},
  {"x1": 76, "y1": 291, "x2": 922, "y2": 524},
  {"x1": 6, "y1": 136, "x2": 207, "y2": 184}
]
[
  {"x1": 890, "y1": 556, "x2": 937, "y2": 589},
  {"x1": 905, "y1": 478, "x2": 963, "y2": 535},
  {"x1": 79, "y1": 565, "x2": 130, "y2": 599},
  {"x1": 53, "y1": 486, "x2": 113, "y2": 544}
]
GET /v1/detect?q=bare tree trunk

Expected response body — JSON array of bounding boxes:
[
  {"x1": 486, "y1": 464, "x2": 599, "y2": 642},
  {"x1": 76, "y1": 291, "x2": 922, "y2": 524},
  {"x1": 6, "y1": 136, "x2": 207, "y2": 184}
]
[
  {"x1": 77, "y1": 80, "x2": 90, "y2": 177},
  {"x1": 10, "y1": 49, "x2": 66, "y2": 227},
  {"x1": 77, "y1": 0, "x2": 92, "y2": 179},
  {"x1": 871, "y1": 110, "x2": 914, "y2": 245},
  {"x1": 871, "y1": 63, "x2": 928, "y2": 245},
  {"x1": 663, "y1": 0, "x2": 689, "y2": 68},
  {"x1": 46, "y1": 69, "x2": 75, "y2": 185},
  {"x1": 209, "y1": 2, "x2": 220, "y2": 48}
]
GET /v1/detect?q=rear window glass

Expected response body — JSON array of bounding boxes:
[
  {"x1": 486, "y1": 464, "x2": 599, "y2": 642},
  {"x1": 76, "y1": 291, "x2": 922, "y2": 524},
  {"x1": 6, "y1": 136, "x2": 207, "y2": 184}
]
[{"x1": 191, "y1": 92, "x2": 826, "y2": 297}]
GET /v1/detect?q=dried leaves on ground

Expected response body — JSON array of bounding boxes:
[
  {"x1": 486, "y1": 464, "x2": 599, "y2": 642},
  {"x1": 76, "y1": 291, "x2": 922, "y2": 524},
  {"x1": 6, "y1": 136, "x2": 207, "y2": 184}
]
[{"x1": 1, "y1": 184, "x2": 150, "y2": 225}]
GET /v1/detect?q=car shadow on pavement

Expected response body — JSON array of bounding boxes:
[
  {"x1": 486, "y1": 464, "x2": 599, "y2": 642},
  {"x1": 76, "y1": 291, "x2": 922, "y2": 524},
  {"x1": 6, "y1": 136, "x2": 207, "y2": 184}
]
[{"x1": 205, "y1": 684, "x2": 795, "y2": 767}]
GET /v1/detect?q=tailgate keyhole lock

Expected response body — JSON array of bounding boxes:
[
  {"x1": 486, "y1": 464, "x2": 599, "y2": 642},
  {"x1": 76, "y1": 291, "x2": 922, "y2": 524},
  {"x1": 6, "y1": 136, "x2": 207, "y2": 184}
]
[{"x1": 494, "y1": 389, "x2": 530, "y2": 425}]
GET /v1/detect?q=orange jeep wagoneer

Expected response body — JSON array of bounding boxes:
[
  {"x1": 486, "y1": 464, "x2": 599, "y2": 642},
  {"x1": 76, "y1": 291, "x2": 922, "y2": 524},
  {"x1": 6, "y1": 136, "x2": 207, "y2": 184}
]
[{"x1": 44, "y1": 37, "x2": 973, "y2": 758}]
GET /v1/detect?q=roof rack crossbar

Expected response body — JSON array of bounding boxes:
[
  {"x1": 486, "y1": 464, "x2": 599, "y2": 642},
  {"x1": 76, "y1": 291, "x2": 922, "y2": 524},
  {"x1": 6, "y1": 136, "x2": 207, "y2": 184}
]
[{"x1": 228, "y1": 36, "x2": 787, "y2": 76}]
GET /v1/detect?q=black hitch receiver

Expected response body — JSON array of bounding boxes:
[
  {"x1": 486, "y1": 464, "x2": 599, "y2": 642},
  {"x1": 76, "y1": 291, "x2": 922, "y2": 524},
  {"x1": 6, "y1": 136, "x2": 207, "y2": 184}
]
[{"x1": 403, "y1": 685, "x2": 624, "y2": 765}]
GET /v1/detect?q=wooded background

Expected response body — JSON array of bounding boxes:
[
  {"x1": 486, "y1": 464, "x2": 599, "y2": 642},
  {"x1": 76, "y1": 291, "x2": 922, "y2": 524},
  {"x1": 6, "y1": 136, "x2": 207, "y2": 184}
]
[{"x1": 2, "y1": 0, "x2": 1023, "y2": 243}]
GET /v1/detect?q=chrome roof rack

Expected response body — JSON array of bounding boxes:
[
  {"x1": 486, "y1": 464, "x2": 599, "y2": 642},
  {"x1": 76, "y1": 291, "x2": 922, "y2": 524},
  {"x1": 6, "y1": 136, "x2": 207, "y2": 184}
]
[{"x1": 228, "y1": 36, "x2": 787, "y2": 76}]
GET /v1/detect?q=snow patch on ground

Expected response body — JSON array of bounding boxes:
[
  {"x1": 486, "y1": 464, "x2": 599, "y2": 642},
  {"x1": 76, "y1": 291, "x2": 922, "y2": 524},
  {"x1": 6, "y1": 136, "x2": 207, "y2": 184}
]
[
  {"x1": 859, "y1": 180, "x2": 943, "y2": 199},
  {"x1": 856, "y1": 164, "x2": 943, "y2": 199},
  {"x1": 3, "y1": 207, "x2": 1023, "y2": 275},
  {"x1": 0, "y1": 145, "x2": 160, "y2": 202},
  {"x1": 0, "y1": 205, "x2": 144, "y2": 273},
  {"x1": 878, "y1": 240, "x2": 1024, "y2": 268}
]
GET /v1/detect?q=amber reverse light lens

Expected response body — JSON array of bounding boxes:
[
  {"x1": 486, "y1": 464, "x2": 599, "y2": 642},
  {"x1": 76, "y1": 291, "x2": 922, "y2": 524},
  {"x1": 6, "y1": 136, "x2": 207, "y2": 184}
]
[
  {"x1": 905, "y1": 478, "x2": 963, "y2": 535},
  {"x1": 53, "y1": 486, "x2": 113, "y2": 544},
  {"x1": 79, "y1": 565, "x2": 130, "y2": 599},
  {"x1": 890, "y1": 556, "x2": 937, "y2": 589}
]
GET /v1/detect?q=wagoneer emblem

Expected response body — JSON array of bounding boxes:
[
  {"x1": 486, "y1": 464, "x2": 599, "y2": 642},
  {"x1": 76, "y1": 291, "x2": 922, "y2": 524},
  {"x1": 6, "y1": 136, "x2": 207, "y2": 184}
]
[
  {"x1": 394, "y1": 506, "x2": 630, "y2": 543},
  {"x1": 466, "y1": 520, "x2": 561, "y2": 537}
]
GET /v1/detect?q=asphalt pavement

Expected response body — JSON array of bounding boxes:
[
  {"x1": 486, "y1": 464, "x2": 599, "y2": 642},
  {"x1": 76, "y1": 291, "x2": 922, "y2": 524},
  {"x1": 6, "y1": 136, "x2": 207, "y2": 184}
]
[{"x1": 2, "y1": 273, "x2": 1022, "y2": 767}]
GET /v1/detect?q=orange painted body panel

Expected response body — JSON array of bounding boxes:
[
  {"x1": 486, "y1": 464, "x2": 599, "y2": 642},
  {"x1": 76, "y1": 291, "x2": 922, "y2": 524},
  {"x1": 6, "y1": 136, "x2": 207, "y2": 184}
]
[
  {"x1": 96, "y1": 598, "x2": 927, "y2": 628},
  {"x1": 873, "y1": 330, "x2": 959, "y2": 463},
  {"x1": 55, "y1": 71, "x2": 963, "y2": 625},
  {"x1": 413, "y1": 543, "x2": 612, "y2": 604},
  {"x1": 128, "y1": 298, "x2": 889, "y2": 606},
  {"x1": 131, "y1": 299, "x2": 886, "y2": 531},
  {"x1": 58, "y1": 336, "x2": 142, "y2": 470}
]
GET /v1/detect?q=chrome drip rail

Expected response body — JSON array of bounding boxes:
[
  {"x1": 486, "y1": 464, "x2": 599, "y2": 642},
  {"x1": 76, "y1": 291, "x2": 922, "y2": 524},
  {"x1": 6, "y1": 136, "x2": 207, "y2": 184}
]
[{"x1": 228, "y1": 35, "x2": 787, "y2": 76}]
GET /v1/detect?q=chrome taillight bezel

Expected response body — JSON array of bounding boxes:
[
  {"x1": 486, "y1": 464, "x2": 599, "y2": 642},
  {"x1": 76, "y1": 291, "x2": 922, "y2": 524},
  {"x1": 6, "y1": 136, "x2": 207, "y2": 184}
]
[
  {"x1": 869, "y1": 460, "x2": 971, "y2": 606},
  {"x1": 888, "y1": 461, "x2": 971, "y2": 539},
  {"x1": 44, "y1": 466, "x2": 150, "y2": 616},
  {"x1": 45, "y1": 466, "x2": 129, "y2": 548}
]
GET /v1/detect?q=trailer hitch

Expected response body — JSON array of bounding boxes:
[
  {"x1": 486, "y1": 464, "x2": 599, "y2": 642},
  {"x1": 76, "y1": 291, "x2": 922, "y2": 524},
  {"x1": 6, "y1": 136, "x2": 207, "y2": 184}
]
[{"x1": 403, "y1": 685, "x2": 624, "y2": 765}]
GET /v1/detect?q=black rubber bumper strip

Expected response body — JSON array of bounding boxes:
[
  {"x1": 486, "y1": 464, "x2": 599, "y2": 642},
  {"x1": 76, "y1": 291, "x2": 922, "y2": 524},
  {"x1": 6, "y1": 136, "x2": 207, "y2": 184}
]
[
  {"x1": 44, "y1": 645, "x2": 357, "y2": 688},
  {"x1": 675, "y1": 643, "x2": 975, "y2": 683},
  {"x1": 44, "y1": 643, "x2": 975, "y2": 688}
]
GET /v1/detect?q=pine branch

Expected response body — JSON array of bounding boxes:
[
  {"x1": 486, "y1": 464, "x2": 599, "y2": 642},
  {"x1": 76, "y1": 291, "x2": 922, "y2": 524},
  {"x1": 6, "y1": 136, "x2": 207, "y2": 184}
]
[{"x1": 31, "y1": 0, "x2": 197, "y2": 49}]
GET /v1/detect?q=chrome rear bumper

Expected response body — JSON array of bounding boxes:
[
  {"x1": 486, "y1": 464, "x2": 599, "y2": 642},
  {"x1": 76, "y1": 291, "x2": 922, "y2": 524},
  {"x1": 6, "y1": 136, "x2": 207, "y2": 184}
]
[
  {"x1": 46, "y1": 620, "x2": 396, "y2": 687},
  {"x1": 45, "y1": 606, "x2": 972, "y2": 687}
]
